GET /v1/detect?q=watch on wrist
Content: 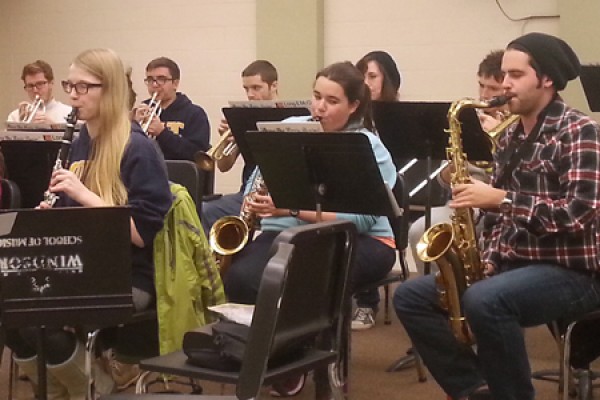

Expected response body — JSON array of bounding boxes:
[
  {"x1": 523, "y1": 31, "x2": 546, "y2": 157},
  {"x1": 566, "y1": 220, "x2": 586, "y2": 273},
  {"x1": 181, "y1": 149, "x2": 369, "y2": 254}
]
[
  {"x1": 499, "y1": 195, "x2": 513, "y2": 214},
  {"x1": 289, "y1": 209, "x2": 299, "y2": 217}
]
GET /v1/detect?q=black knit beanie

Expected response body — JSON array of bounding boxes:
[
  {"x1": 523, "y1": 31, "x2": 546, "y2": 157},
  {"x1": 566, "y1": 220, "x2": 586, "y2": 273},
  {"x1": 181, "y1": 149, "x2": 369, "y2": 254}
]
[
  {"x1": 365, "y1": 51, "x2": 401, "y2": 92},
  {"x1": 508, "y1": 32, "x2": 580, "y2": 91}
]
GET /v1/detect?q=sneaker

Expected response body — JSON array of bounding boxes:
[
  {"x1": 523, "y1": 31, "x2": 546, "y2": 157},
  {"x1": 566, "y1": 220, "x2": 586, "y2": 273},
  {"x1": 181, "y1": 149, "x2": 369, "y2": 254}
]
[
  {"x1": 270, "y1": 372, "x2": 307, "y2": 397},
  {"x1": 351, "y1": 307, "x2": 375, "y2": 331},
  {"x1": 103, "y1": 349, "x2": 141, "y2": 390}
]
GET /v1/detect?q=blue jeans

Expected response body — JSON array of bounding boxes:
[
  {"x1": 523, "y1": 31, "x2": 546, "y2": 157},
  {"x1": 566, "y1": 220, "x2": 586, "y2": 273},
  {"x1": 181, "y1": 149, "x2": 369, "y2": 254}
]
[
  {"x1": 201, "y1": 191, "x2": 243, "y2": 234},
  {"x1": 226, "y1": 232, "x2": 394, "y2": 307},
  {"x1": 394, "y1": 264, "x2": 600, "y2": 400}
]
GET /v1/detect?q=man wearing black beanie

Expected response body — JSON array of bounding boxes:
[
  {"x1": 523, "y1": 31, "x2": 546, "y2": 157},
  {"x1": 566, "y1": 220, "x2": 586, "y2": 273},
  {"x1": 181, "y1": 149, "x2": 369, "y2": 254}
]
[{"x1": 395, "y1": 33, "x2": 600, "y2": 400}]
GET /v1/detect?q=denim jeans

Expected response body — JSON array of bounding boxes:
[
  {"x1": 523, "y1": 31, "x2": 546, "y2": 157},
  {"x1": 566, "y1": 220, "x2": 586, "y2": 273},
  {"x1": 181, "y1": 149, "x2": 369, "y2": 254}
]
[
  {"x1": 201, "y1": 191, "x2": 243, "y2": 235},
  {"x1": 226, "y1": 232, "x2": 394, "y2": 306},
  {"x1": 394, "y1": 263, "x2": 600, "y2": 400}
]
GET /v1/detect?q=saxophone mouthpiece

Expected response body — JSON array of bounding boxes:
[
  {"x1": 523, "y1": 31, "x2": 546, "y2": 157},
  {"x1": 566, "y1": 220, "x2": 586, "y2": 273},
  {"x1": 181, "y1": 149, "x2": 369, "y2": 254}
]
[{"x1": 487, "y1": 95, "x2": 514, "y2": 108}]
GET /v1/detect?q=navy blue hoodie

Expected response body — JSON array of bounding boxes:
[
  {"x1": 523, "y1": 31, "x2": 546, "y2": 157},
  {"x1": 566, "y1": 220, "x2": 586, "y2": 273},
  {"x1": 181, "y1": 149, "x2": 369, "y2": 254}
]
[
  {"x1": 62, "y1": 123, "x2": 172, "y2": 295},
  {"x1": 151, "y1": 92, "x2": 210, "y2": 161}
]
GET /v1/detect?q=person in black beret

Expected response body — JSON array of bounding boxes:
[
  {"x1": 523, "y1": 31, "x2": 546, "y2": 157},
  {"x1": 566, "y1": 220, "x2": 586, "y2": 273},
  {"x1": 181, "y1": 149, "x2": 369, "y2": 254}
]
[
  {"x1": 395, "y1": 32, "x2": 600, "y2": 400},
  {"x1": 356, "y1": 50, "x2": 401, "y2": 101}
]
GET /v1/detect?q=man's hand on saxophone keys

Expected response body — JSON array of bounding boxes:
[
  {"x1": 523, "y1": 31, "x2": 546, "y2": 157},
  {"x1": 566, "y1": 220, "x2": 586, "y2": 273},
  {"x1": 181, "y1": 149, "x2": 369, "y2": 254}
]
[{"x1": 449, "y1": 180, "x2": 506, "y2": 210}]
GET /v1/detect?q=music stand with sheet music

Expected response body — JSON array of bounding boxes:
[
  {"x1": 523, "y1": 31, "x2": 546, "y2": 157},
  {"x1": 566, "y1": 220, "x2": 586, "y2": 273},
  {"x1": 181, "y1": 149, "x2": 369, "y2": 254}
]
[
  {"x1": 373, "y1": 101, "x2": 493, "y2": 273},
  {"x1": 0, "y1": 207, "x2": 133, "y2": 400},
  {"x1": 579, "y1": 65, "x2": 600, "y2": 112},
  {"x1": 245, "y1": 129, "x2": 402, "y2": 386},
  {"x1": 222, "y1": 107, "x2": 311, "y2": 166},
  {"x1": 244, "y1": 130, "x2": 401, "y2": 219}
]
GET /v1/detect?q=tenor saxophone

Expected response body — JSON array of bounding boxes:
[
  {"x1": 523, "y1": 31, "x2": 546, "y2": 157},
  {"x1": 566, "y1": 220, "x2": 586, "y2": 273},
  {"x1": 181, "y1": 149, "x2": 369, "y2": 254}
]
[{"x1": 416, "y1": 95, "x2": 511, "y2": 344}]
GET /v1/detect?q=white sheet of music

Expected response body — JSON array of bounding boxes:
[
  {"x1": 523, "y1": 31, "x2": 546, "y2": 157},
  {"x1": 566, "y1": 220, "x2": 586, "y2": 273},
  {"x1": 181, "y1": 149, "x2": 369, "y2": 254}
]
[
  {"x1": 208, "y1": 303, "x2": 255, "y2": 326},
  {"x1": 228, "y1": 99, "x2": 311, "y2": 109},
  {"x1": 255, "y1": 121, "x2": 323, "y2": 132}
]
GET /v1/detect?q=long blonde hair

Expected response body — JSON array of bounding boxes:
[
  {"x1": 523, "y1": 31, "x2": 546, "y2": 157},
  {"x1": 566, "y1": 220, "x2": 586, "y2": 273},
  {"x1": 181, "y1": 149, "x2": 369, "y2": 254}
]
[{"x1": 73, "y1": 49, "x2": 130, "y2": 205}]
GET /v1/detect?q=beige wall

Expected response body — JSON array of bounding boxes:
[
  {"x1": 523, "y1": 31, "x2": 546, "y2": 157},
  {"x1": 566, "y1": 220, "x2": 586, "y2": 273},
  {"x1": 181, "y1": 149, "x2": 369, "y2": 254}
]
[
  {"x1": 558, "y1": 0, "x2": 600, "y2": 118},
  {"x1": 5, "y1": 0, "x2": 598, "y2": 194}
]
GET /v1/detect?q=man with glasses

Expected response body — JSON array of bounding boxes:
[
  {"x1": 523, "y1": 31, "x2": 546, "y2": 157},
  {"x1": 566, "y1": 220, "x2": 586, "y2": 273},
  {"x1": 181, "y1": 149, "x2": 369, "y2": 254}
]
[
  {"x1": 134, "y1": 57, "x2": 210, "y2": 160},
  {"x1": 7, "y1": 60, "x2": 71, "y2": 123}
]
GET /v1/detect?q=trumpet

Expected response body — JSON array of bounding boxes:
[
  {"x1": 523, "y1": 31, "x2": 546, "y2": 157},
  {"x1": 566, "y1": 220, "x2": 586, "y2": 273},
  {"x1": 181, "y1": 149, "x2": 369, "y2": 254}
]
[
  {"x1": 141, "y1": 92, "x2": 162, "y2": 134},
  {"x1": 194, "y1": 129, "x2": 238, "y2": 171},
  {"x1": 19, "y1": 95, "x2": 45, "y2": 123}
]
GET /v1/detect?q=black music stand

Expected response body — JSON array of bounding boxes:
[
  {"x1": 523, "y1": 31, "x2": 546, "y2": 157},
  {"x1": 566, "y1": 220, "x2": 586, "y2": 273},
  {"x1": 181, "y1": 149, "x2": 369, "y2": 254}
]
[
  {"x1": 0, "y1": 140, "x2": 61, "y2": 208},
  {"x1": 245, "y1": 131, "x2": 400, "y2": 219},
  {"x1": 222, "y1": 107, "x2": 310, "y2": 167},
  {"x1": 373, "y1": 101, "x2": 492, "y2": 273},
  {"x1": 0, "y1": 207, "x2": 133, "y2": 400},
  {"x1": 580, "y1": 65, "x2": 600, "y2": 112},
  {"x1": 245, "y1": 130, "x2": 402, "y2": 387}
]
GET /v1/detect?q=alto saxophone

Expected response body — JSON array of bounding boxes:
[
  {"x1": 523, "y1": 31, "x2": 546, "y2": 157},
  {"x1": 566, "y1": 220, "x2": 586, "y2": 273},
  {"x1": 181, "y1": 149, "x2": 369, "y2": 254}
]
[
  {"x1": 416, "y1": 95, "x2": 511, "y2": 344},
  {"x1": 209, "y1": 170, "x2": 267, "y2": 274}
]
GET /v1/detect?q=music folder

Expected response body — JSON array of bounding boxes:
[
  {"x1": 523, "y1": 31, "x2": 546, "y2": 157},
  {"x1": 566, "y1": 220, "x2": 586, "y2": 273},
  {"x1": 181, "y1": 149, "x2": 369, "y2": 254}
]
[
  {"x1": 222, "y1": 107, "x2": 311, "y2": 166},
  {"x1": 0, "y1": 206, "x2": 133, "y2": 328},
  {"x1": 579, "y1": 65, "x2": 600, "y2": 112}
]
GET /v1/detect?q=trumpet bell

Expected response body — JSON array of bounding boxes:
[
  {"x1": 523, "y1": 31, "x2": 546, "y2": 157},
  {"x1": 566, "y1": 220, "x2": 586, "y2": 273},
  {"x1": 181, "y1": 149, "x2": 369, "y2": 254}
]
[{"x1": 194, "y1": 151, "x2": 215, "y2": 171}]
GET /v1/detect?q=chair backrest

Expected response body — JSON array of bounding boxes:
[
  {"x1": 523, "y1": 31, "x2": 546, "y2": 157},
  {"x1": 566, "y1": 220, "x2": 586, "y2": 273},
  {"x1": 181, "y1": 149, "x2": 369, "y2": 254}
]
[
  {"x1": 1, "y1": 179, "x2": 21, "y2": 209},
  {"x1": 237, "y1": 220, "x2": 357, "y2": 400},
  {"x1": 165, "y1": 160, "x2": 204, "y2": 210}
]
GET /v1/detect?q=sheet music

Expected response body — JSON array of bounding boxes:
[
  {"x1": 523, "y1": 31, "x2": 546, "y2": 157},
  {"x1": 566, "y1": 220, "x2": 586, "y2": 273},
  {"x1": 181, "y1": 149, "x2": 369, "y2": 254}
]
[
  {"x1": 0, "y1": 130, "x2": 64, "y2": 141},
  {"x1": 228, "y1": 99, "x2": 311, "y2": 109},
  {"x1": 256, "y1": 121, "x2": 323, "y2": 132},
  {"x1": 208, "y1": 302, "x2": 255, "y2": 326}
]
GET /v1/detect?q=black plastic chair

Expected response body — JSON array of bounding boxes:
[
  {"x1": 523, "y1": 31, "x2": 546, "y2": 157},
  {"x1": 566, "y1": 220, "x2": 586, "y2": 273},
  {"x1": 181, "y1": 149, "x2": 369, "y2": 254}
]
[
  {"x1": 353, "y1": 171, "x2": 409, "y2": 325},
  {"x1": 1, "y1": 178, "x2": 22, "y2": 209},
  {"x1": 126, "y1": 220, "x2": 356, "y2": 400},
  {"x1": 561, "y1": 310, "x2": 600, "y2": 400},
  {"x1": 165, "y1": 160, "x2": 213, "y2": 215},
  {"x1": 86, "y1": 183, "x2": 217, "y2": 397},
  {"x1": 530, "y1": 310, "x2": 600, "y2": 400}
]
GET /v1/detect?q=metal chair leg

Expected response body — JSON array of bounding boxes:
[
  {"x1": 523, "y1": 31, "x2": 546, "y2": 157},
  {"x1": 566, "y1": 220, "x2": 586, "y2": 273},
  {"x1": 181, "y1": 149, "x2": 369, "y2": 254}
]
[
  {"x1": 383, "y1": 285, "x2": 392, "y2": 325},
  {"x1": 386, "y1": 346, "x2": 427, "y2": 382},
  {"x1": 8, "y1": 350, "x2": 16, "y2": 400}
]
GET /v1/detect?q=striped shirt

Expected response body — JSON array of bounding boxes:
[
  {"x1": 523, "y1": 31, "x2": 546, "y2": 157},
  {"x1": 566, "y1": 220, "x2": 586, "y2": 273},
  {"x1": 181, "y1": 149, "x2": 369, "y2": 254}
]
[{"x1": 481, "y1": 98, "x2": 600, "y2": 272}]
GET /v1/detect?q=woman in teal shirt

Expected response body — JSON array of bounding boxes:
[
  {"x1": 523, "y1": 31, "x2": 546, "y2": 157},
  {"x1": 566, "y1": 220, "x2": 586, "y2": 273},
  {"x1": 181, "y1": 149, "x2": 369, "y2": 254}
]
[{"x1": 225, "y1": 62, "x2": 397, "y2": 328}]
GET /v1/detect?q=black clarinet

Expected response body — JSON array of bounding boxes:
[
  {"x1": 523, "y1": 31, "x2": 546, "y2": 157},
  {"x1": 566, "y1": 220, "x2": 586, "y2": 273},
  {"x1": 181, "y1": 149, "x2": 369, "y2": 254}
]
[{"x1": 43, "y1": 108, "x2": 78, "y2": 207}]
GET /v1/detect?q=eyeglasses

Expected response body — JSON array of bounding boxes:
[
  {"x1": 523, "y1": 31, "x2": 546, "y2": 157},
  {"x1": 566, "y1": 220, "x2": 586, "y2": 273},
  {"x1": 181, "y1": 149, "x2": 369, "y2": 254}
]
[
  {"x1": 144, "y1": 76, "x2": 174, "y2": 86},
  {"x1": 61, "y1": 81, "x2": 103, "y2": 95},
  {"x1": 24, "y1": 81, "x2": 49, "y2": 90}
]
